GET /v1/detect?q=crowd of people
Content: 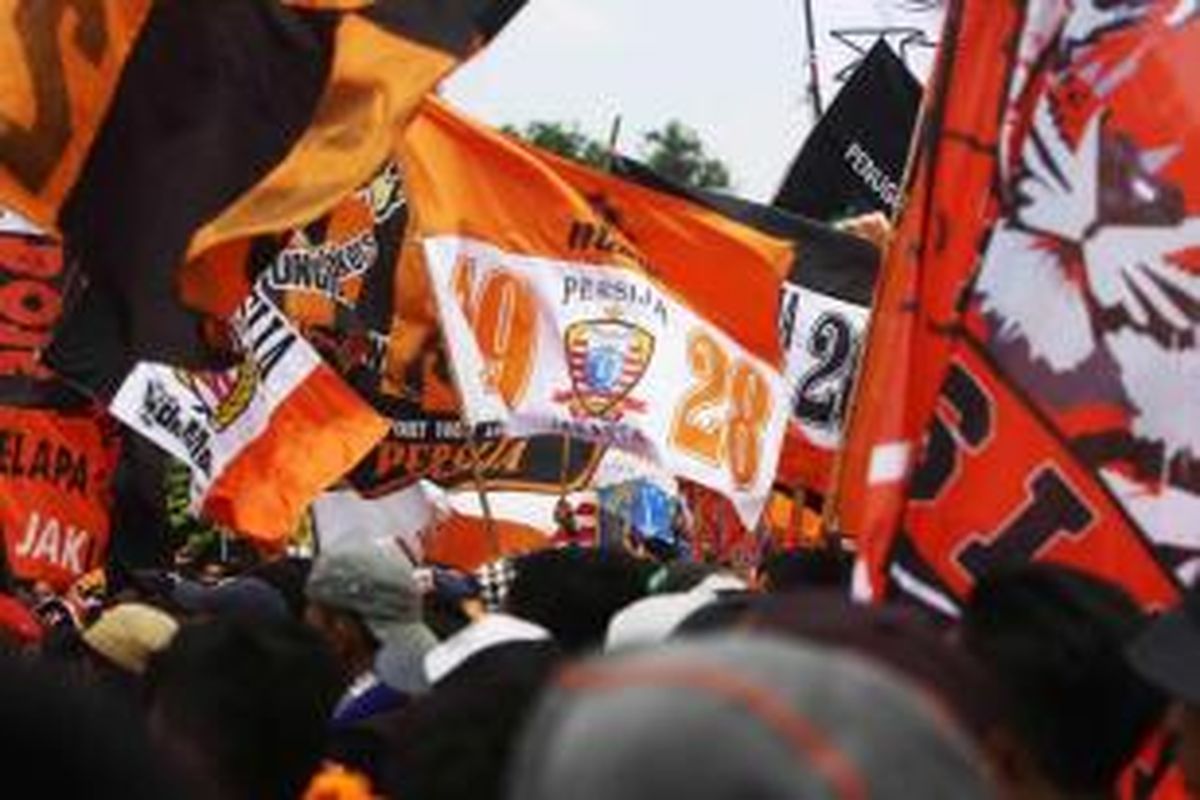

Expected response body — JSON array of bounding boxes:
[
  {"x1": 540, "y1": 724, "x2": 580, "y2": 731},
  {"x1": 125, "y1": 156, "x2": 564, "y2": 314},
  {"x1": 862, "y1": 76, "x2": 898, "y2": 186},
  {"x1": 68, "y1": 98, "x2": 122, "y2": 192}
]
[{"x1": 0, "y1": 529, "x2": 1197, "y2": 800}]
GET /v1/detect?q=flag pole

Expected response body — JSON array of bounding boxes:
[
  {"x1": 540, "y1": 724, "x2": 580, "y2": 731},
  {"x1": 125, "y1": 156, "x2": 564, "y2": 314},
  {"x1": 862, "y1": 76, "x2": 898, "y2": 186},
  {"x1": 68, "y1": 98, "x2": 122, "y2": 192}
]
[
  {"x1": 467, "y1": 427, "x2": 500, "y2": 558},
  {"x1": 802, "y1": 0, "x2": 824, "y2": 123},
  {"x1": 430, "y1": 301, "x2": 501, "y2": 558},
  {"x1": 558, "y1": 114, "x2": 625, "y2": 505}
]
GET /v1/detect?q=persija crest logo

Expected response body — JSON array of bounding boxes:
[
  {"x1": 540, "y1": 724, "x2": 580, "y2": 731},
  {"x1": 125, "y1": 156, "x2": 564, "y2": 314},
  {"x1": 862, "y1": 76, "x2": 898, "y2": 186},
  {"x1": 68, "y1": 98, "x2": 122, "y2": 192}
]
[{"x1": 556, "y1": 319, "x2": 654, "y2": 421}]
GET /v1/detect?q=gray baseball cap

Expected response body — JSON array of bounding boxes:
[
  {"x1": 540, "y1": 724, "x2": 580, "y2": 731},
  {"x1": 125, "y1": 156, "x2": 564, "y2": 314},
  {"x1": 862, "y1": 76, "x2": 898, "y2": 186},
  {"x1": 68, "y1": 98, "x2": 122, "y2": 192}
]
[
  {"x1": 306, "y1": 538, "x2": 437, "y2": 694},
  {"x1": 508, "y1": 634, "x2": 994, "y2": 800}
]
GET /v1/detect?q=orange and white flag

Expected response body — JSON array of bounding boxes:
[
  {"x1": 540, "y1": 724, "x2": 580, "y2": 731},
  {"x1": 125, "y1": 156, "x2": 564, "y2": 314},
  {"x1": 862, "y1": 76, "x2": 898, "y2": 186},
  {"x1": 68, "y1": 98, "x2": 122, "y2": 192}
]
[
  {"x1": 402, "y1": 100, "x2": 793, "y2": 526},
  {"x1": 109, "y1": 286, "x2": 387, "y2": 544}
]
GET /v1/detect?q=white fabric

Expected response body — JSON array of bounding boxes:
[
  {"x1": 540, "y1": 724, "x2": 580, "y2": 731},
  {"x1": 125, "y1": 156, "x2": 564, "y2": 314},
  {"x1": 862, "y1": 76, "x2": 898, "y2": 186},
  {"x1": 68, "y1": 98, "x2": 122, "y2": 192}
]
[
  {"x1": 425, "y1": 235, "x2": 790, "y2": 527},
  {"x1": 605, "y1": 574, "x2": 746, "y2": 651},
  {"x1": 424, "y1": 613, "x2": 551, "y2": 685}
]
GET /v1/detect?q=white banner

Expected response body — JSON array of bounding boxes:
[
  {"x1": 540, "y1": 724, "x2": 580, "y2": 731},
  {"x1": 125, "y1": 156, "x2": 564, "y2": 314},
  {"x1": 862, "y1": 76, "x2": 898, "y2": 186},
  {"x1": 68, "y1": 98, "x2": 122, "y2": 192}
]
[
  {"x1": 780, "y1": 283, "x2": 871, "y2": 450},
  {"x1": 110, "y1": 289, "x2": 321, "y2": 511},
  {"x1": 811, "y1": 0, "x2": 943, "y2": 107},
  {"x1": 0, "y1": 206, "x2": 43, "y2": 236},
  {"x1": 425, "y1": 235, "x2": 790, "y2": 526}
]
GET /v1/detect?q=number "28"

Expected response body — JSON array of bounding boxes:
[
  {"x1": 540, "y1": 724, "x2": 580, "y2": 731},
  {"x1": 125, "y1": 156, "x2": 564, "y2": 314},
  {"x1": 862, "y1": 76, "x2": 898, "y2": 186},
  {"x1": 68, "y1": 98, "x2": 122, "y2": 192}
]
[{"x1": 670, "y1": 330, "x2": 772, "y2": 489}]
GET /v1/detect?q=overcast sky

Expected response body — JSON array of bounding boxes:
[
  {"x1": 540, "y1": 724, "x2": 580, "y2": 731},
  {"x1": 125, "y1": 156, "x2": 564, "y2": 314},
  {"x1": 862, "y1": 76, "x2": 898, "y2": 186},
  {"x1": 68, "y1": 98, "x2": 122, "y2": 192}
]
[
  {"x1": 445, "y1": 0, "x2": 811, "y2": 202},
  {"x1": 445, "y1": 0, "x2": 943, "y2": 201}
]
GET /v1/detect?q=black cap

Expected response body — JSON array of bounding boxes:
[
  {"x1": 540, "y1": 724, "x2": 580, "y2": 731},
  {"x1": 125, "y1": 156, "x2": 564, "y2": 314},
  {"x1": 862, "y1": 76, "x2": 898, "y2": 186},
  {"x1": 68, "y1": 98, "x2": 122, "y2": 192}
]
[{"x1": 1128, "y1": 584, "x2": 1200, "y2": 707}]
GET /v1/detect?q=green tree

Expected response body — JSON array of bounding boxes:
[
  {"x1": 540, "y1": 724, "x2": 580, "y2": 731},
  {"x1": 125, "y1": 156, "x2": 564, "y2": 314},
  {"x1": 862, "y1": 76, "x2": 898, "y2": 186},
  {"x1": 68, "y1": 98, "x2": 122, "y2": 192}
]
[
  {"x1": 501, "y1": 121, "x2": 609, "y2": 169},
  {"x1": 641, "y1": 120, "x2": 731, "y2": 191},
  {"x1": 503, "y1": 118, "x2": 734, "y2": 191}
]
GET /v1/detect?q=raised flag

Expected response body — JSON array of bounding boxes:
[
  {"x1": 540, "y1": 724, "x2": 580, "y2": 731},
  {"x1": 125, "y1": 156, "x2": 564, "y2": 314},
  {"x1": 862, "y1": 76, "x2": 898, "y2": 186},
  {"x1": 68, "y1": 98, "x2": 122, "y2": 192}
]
[
  {"x1": 0, "y1": 0, "x2": 526, "y2": 376},
  {"x1": 806, "y1": 0, "x2": 942, "y2": 109},
  {"x1": 0, "y1": 209, "x2": 87, "y2": 407},
  {"x1": 610, "y1": 158, "x2": 880, "y2": 497},
  {"x1": 403, "y1": 99, "x2": 794, "y2": 525},
  {"x1": 833, "y1": 0, "x2": 1200, "y2": 612},
  {"x1": 0, "y1": 406, "x2": 119, "y2": 591},
  {"x1": 109, "y1": 285, "x2": 388, "y2": 543},
  {"x1": 194, "y1": 156, "x2": 607, "y2": 497},
  {"x1": 776, "y1": 39, "x2": 923, "y2": 222}
]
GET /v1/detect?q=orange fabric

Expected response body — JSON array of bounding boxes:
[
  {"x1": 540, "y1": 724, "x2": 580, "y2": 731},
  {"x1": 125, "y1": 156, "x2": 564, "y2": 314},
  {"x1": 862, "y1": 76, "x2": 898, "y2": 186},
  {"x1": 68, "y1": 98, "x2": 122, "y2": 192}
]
[
  {"x1": 0, "y1": 230, "x2": 65, "y2": 380},
  {"x1": 831, "y1": 1, "x2": 1016, "y2": 583},
  {"x1": 0, "y1": 408, "x2": 118, "y2": 591},
  {"x1": 181, "y1": 15, "x2": 455, "y2": 316},
  {"x1": 400, "y1": 98, "x2": 792, "y2": 367},
  {"x1": 0, "y1": 0, "x2": 154, "y2": 229},
  {"x1": 424, "y1": 513, "x2": 549, "y2": 572},
  {"x1": 204, "y1": 362, "x2": 388, "y2": 543},
  {"x1": 775, "y1": 424, "x2": 836, "y2": 497},
  {"x1": 284, "y1": 0, "x2": 374, "y2": 9}
]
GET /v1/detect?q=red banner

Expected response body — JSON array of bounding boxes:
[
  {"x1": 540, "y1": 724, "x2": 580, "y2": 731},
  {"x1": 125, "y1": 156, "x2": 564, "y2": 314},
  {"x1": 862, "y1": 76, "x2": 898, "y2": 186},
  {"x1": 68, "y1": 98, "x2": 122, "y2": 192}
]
[
  {"x1": 0, "y1": 221, "x2": 64, "y2": 383},
  {"x1": 0, "y1": 407, "x2": 119, "y2": 590},
  {"x1": 836, "y1": 0, "x2": 1199, "y2": 611}
]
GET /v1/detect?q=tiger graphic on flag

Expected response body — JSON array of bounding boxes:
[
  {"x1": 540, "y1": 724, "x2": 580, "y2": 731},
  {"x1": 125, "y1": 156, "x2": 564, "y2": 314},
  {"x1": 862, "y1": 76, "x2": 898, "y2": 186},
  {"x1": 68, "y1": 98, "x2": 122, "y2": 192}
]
[{"x1": 973, "y1": 0, "x2": 1200, "y2": 581}]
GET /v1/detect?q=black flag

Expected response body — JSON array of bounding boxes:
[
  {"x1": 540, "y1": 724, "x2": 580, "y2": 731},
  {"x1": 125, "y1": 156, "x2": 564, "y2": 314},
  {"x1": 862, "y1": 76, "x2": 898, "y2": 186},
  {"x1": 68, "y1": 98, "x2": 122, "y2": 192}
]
[{"x1": 774, "y1": 39, "x2": 921, "y2": 222}]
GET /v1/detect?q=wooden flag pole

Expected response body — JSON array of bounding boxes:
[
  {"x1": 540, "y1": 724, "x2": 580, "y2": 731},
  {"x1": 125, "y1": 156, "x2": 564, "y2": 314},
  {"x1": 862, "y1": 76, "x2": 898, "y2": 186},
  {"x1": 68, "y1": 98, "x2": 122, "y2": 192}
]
[
  {"x1": 429, "y1": 275, "x2": 501, "y2": 559},
  {"x1": 467, "y1": 424, "x2": 501, "y2": 559},
  {"x1": 558, "y1": 113, "x2": 624, "y2": 507}
]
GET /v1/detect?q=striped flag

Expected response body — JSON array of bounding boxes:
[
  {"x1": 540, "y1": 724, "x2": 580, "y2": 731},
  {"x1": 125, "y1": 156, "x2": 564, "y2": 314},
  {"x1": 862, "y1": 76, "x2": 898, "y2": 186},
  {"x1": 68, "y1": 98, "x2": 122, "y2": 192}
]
[{"x1": 0, "y1": 0, "x2": 526, "y2": 378}]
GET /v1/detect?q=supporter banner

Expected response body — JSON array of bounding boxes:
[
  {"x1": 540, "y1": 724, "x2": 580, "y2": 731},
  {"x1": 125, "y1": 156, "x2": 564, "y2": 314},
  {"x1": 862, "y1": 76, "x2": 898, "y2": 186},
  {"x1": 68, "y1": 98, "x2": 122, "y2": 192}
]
[
  {"x1": 350, "y1": 425, "x2": 604, "y2": 496},
  {"x1": 2, "y1": 1, "x2": 527, "y2": 383},
  {"x1": 778, "y1": 284, "x2": 872, "y2": 493},
  {"x1": 807, "y1": 0, "x2": 942, "y2": 108},
  {"x1": 834, "y1": 1, "x2": 1200, "y2": 611},
  {"x1": 209, "y1": 159, "x2": 607, "y2": 497},
  {"x1": 776, "y1": 39, "x2": 923, "y2": 222},
  {"x1": 404, "y1": 100, "x2": 793, "y2": 525},
  {"x1": 0, "y1": 407, "x2": 119, "y2": 591},
  {"x1": 0, "y1": 211, "x2": 60, "y2": 389},
  {"x1": 611, "y1": 158, "x2": 880, "y2": 496},
  {"x1": 109, "y1": 287, "x2": 387, "y2": 543},
  {"x1": 425, "y1": 236, "x2": 790, "y2": 525}
]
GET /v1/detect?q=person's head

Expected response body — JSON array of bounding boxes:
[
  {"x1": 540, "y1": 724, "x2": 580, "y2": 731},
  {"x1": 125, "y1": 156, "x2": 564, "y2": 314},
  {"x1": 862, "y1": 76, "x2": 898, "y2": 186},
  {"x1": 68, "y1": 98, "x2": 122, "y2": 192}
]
[
  {"x1": 383, "y1": 623, "x2": 562, "y2": 800},
  {"x1": 145, "y1": 616, "x2": 340, "y2": 800},
  {"x1": 0, "y1": 651, "x2": 185, "y2": 799},
  {"x1": 1127, "y1": 581, "x2": 1200, "y2": 795},
  {"x1": 421, "y1": 565, "x2": 486, "y2": 640},
  {"x1": 247, "y1": 557, "x2": 312, "y2": 618},
  {"x1": 726, "y1": 590, "x2": 1002, "y2": 744},
  {"x1": 80, "y1": 602, "x2": 179, "y2": 698},
  {"x1": 508, "y1": 635, "x2": 994, "y2": 799},
  {"x1": 171, "y1": 575, "x2": 289, "y2": 622},
  {"x1": 757, "y1": 545, "x2": 854, "y2": 593},
  {"x1": 961, "y1": 565, "x2": 1165, "y2": 798},
  {"x1": 305, "y1": 539, "x2": 437, "y2": 693},
  {"x1": 504, "y1": 547, "x2": 650, "y2": 654}
]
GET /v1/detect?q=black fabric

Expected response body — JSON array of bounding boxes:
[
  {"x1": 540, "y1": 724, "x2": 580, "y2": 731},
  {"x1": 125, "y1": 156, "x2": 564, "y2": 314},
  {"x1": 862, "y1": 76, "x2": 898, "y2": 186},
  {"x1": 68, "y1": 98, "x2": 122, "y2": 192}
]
[
  {"x1": 775, "y1": 39, "x2": 922, "y2": 222},
  {"x1": 610, "y1": 155, "x2": 879, "y2": 307},
  {"x1": 366, "y1": 0, "x2": 528, "y2": 54},
  {"x1": 54, "y1": 0, "x2": 338, "y2": 390},
  {"x1": 1128, "y1": 583, "x2": 1200, "y2": 706}
]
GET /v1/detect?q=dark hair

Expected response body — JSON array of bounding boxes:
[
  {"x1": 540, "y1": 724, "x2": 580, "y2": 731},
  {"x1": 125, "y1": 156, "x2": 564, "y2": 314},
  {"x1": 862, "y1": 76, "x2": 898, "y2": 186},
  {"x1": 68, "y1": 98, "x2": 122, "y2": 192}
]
[
  {"x1": 0, "y1": 652, "x2": 184, "y2": 798},
  {"x1": 246, "y1": 557, "x2": 312, "y2": 618},
  {"x1": 382, "y1": 641, "x2": 561, "y2": 800},
  {"x1": 733, "y1": 590, "x2": 1002, "y2": 743},
  {"x1": 759, "y1": 545, "x2": 853, "y2": 593},
  {"x1": 146, "y1": 617, "x2": 341, "y2": 800},
  {"x1": 961, "y1": 564, "x2": 1165, "y2": 794},
  {"x1": 505, "y1": 547, "x2": 651, "y2": 654}
]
